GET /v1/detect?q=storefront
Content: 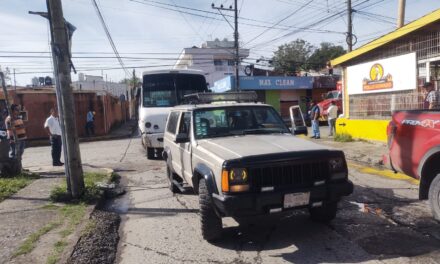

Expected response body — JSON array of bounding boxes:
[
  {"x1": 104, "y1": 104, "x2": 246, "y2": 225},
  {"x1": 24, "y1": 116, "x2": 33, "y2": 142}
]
[
  {"x1": 331, "y1": 9, "x2": 440, "y2": 142},
  {"x1": 213, "y1": 76, "x2": 314, "y2": 120}
]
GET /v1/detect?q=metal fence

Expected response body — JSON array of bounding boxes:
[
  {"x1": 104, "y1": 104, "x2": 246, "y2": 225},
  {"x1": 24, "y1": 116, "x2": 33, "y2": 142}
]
[{"x1": 349, "y1": 91, "x2": 424, "y2": 119}]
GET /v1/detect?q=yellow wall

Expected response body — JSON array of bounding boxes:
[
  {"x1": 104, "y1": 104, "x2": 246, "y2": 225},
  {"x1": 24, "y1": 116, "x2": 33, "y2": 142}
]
[{"x1": 336, "y1": 118, "x2": 389, "y2": 143}]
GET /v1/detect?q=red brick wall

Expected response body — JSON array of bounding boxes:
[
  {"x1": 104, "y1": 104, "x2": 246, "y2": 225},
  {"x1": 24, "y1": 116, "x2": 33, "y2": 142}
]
[{"x1": 1, "y1": 90, "x2": 128, "y2": 140}]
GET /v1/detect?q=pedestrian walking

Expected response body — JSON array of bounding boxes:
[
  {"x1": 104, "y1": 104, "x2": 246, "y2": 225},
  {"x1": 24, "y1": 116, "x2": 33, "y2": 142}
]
[
  {"x1": 327, "y1": 101, "x2": 338, "y2": 137},
  {"x1": 309, "y1": 100, "x2": 321, "y2": 139},
  {"x1": 85, "y1": 109, "x2": 95, "y2": 136},
  {"x1": 44, "y1": 108, "x2": 64, "y2": 166},
  {"x1": 422, "y1": 82, "x2": 439, "y2": 109},
  {"x1": 5, "y1": 104, "x2": 26, "y2": 159}
]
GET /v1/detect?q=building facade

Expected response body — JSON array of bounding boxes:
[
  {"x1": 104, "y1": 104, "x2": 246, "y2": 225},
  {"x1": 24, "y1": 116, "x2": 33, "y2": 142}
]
[
  {"x1": 173, "y1": 40, "x2": 250, "y2": 87},
  {"x1": 72, "y1": 73, "x2": 128, "y2": 98},
  {"x1": 331, "y1": 9, "x2": 440, "y2": 142}
]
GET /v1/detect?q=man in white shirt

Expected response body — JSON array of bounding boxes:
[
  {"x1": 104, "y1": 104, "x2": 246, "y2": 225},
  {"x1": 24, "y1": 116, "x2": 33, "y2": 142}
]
[
  {"x1": 44, "y1": 108, "x2": 64, "y2": 166},
  {"x1": 327, "y1": 101, "x2": 338, "y2": 137}
]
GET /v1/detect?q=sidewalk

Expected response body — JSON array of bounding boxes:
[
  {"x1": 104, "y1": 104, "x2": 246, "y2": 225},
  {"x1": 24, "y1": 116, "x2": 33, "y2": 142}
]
[{"x1": 305, "y1": 126, "x2": 388, "y2": 169}]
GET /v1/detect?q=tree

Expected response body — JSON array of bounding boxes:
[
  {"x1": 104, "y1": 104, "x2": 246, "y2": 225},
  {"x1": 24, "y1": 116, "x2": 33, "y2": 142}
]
[
  {"x1": 272, "y1": 39, "x2": 314, "y2": 75},
  {"x1": 308, "y1": 42, "x2": 345, "y2": 71},
  {"x1": 120, "y1": 77, "x2": 141, "y2": 86},
  {"x1": 0, "y1": 66, "x2": 11, "y2": 84}
]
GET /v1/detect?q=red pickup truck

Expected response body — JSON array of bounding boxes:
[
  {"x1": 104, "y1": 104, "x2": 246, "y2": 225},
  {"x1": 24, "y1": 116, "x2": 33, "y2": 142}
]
[{"x1": 386, "y1": 110, "x2": 440, "y2": 221}]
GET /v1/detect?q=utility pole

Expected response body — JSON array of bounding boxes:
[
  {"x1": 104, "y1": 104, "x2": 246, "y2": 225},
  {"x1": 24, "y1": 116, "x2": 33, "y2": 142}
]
[
  {"x1": 212, "y1": 1, "x2": 240, "y2": 91},
  {"x1": 13, "y1": 69, "x2": 16, "y2": 91},
  {"x1": 397, "y1": 0, "x2": 406, "y2": 28},
  {"x1": 347, "y1": 0, "x2": 353, "y2": 52},
  {"x1": 46, "y1": 0, "x2": 84, "y2": 199}
]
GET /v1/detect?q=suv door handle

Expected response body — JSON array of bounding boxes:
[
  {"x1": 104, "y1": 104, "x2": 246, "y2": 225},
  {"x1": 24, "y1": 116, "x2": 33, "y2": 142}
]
[{"x1": 339, "y1": 123, "x2": 346, "y2": 127}]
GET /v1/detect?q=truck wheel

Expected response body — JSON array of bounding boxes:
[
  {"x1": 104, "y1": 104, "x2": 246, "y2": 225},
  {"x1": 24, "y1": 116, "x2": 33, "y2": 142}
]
[
  {"x1": 199, "y1": 178, "x2": 222, "y2": 241},
  {"x1": 146, "y1": 147, "x2": 155, "y2": 159},
  {"x1": 167, "y1": 166, "x2": 180, "y2": 193},
  {"x1": 429, "y1": 173, "x2": 440, "y2": 221},
  {"x1": 309, "y1": 202, "x2": 338, "y2": 223}
]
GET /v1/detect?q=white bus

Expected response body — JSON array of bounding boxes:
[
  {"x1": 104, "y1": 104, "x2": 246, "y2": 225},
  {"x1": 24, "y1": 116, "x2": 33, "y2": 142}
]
[{"x1": 139, "y1": 70, "x2": 208, "y2": 159}]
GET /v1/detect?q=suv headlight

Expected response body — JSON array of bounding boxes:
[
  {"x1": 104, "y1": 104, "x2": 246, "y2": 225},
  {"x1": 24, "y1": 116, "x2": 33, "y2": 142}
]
[
  {"x1": 329, "y1": 157, "x2": 347, "y2": 180},
  {"x1": 221, "y1": 168, "x2": 249, "y2": 193}
]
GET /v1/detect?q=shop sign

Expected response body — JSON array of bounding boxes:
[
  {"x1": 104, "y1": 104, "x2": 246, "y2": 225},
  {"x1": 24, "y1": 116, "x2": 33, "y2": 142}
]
[{"x1": 347, "y1": 52, "x2": 416, "y2": 95}]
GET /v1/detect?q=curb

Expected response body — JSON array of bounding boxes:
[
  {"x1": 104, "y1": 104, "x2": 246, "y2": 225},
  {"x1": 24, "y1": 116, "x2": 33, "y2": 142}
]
[{"x1": 58, "y1": 167, "x2": 115, "y2": 264}]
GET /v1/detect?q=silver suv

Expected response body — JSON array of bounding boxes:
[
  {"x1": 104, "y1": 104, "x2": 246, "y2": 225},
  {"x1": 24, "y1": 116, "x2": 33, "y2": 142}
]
[{"x1": 162, "y1": 93, "x2": 353, "y2": 241}]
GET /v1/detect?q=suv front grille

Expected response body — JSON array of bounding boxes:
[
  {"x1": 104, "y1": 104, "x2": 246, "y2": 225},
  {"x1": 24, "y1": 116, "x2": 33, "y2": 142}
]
[{"x1": 249, "y1": 161, "x2": 329, "y2": 191}]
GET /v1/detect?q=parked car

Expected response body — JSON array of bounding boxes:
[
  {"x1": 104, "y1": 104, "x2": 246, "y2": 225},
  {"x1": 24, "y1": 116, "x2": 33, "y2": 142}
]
[
  {"x1": 385, "y1": 110, "x2": 440, "y2": 221},
  {"x1": 162, "y1": 92, "x2": 353, "y2": 241},
  {"x1": 317, "y1": 90, "x2": 342, "y2": 121}
]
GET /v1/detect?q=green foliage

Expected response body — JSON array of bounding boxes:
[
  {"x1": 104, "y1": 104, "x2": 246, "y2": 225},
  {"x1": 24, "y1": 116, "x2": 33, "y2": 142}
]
[
  {"x1": 272, "y1": 39, "x2": 346, "y2": 74},
  {"x1": 308, "y1": 42, "x2": 346, "y2": 71},
  {"x1": 273, "y1": 39, "x2": 313, "y2": 74},
  {"x1": 50, "y1": 172, "x2": 115, "y2": 203},
  {"x1": 0, "y1": 173, "x2": 39, "y2": 202},
  {"x1": 334, "y1": 133, "x2": 354, "y2": 142},
  {"x1": 46, "y1": 240, "x2": 68, "y2": 264}
]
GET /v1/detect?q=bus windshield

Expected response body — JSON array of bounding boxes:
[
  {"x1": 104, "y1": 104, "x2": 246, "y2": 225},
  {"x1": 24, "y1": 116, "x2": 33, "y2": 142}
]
[{"x1": 142, "y1": 73, "x2": 207, "y2": 107}]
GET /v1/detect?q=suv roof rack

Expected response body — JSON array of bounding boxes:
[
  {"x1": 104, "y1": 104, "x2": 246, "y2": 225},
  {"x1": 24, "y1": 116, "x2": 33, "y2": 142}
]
[{"x1": 183, "y1": 91, "x2": 258, "y2": 104}]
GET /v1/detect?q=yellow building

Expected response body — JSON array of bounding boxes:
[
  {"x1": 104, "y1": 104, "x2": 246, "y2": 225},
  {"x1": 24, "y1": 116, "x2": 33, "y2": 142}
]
[{"x1": 331, "y1": 9, "x2": 440, "y2": 142}]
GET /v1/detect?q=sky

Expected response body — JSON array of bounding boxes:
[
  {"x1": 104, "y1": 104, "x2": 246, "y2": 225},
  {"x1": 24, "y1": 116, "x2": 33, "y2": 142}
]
[{"x1": 1, "y1": 0, "x2": 440, "y2": 86}]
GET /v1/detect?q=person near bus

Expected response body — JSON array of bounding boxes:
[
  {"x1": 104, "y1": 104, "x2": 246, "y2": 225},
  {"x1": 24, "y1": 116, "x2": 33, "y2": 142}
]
[
  {"x1": 309, "y1": 100, "x2": 320, "y2": 139},
  {"x1": 5, "y1": 104, "x2": 26, "y2": 159},
  {"x1": 44, "y1": 108, "x2": 64, "y2": 166},
  {"x1": 327, "y1": 101, "x2": 338, "y2": 137}
]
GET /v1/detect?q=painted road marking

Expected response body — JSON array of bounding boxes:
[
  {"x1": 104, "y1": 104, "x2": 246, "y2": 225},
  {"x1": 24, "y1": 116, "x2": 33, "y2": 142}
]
[{"x1": 348, "y1": 162, "x2": 420, "y2": 185}]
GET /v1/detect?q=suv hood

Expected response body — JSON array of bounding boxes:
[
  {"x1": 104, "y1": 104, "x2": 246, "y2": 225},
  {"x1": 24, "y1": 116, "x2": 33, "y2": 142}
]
[{"x1": 197, "y1": 134, "x2": 331, "y2": 161}]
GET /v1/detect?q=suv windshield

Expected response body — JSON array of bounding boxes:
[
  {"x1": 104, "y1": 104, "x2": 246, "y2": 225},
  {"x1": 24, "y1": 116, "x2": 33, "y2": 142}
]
[{"x1": 194, "y1": 106, "x2": 289, "y2": 139}]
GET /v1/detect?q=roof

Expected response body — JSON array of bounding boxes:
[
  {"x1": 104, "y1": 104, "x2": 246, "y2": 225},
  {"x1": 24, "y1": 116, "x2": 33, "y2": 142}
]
[
  {"x1": 172, "y1": 102, "x2": 270, "y2": 110},
  {"x1": 331, "y1": 8, "x2": 440, "y2": 66},
  {"x1": 142, "y1": 69, "x2": 205, "y2": 76}
]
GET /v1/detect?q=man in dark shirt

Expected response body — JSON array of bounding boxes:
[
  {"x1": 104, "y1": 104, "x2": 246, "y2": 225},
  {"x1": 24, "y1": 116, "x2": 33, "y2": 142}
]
[{"x1": 309, "y1": 100, "x2": 320, "y2": 139}]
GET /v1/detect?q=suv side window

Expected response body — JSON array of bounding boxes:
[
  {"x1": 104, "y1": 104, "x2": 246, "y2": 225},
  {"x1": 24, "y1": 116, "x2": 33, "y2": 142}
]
[
  {"x1": 178, "y1": 112, "x2": 191, "y2": 134},
  {"x1": 166, "y1": 111, "x2": 180, "y2": 134}
]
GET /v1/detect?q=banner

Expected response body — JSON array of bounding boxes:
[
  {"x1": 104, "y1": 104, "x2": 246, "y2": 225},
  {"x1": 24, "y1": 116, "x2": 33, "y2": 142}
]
[{"x1": 346, "y1": 53, "x2": 416, "y2": 95}]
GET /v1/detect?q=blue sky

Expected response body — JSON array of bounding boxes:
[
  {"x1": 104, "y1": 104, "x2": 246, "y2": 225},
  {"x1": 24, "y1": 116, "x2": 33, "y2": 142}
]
[{"x1": 1, "y1": 0, "x2": 440, "y2": 86}]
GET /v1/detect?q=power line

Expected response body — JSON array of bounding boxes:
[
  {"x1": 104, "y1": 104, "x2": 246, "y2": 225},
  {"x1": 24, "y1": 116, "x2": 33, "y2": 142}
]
[{"x1": 91, "y1": 0, "x2": 130, "y2": 76}]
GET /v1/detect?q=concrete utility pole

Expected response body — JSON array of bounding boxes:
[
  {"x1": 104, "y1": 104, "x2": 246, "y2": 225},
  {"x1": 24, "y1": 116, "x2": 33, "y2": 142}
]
[
  {"x1": 13, "y1": 69, "x2": 16, "y2": 91},
  {"x1": 347, "y1": 0, "x2": 353, "y2": 52},
  {"x1": 212, "y1": 1, "x2": 240, "y2": 91},
  {"x1": 47, "y1": 0, "x2": 84, "y2": 198},
  {"x1": 397, "y1": 0, "x2": 406, "y2": 28}
]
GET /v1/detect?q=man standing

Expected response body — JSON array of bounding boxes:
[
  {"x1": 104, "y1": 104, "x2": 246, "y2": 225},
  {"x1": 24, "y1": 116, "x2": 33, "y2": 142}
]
[
  {"x1": 309, "y1": 100, "x2": 321, "y2": 139},
  {"x1": 44, "y1": 108, "x2": 64, "y2": 166},
  {"x1": 327, "y1": 101, "x2": 338, "y2": 137},
  {"x1": 5, "y1": 104, "x2": 26, "y2": 159},
  {"x1": 85, "y1": 109, "x2": 95, "y2": 136},
  {"x1": 422, "y1": 82, "x2": 439, "y2": 109}
]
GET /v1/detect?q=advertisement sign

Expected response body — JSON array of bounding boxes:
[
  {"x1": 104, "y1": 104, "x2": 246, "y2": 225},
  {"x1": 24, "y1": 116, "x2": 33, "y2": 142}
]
[
  {"x1": 347, "y1": 52, "x2": 416, "y2": 95},
  {"x1": 213, "y1": 76, "x2": 314, "y2": 92}
]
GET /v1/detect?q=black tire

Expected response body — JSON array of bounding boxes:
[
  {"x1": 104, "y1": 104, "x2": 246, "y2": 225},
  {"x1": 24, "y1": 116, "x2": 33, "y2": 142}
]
[
  {"x1": 429, "y1": 173, "x2": 440, "y2": 222},
  {"x1": 167, "y1": 166, "x2": 180, "y2": 193},
  {"x1": 309, "y1": 202, "x2": 338, "y2": 223},
  {"x1": 3, "y1": 159, "x2": 22, "y2": 177},
  {"x1": 198, "y1": 178, "x2": 222, "y2": 241},
  {"x1": 146, "y1": 147, "x2": 155, "y2": 159}
]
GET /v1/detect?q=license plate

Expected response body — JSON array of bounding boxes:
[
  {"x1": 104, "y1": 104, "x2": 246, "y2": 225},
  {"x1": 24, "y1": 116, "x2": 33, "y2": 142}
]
[{"x1": 284, "y1": 192, "x2": 310, "y2": 208}]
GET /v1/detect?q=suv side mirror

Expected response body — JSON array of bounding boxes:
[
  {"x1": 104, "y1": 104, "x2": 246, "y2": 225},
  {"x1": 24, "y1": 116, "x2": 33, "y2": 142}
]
[
  {"x1": 175, "y1": 133, "x2": 189, "y2": 143},
  {"x1": 292, "y1": 126, "x2": 308, "y2": 136}
]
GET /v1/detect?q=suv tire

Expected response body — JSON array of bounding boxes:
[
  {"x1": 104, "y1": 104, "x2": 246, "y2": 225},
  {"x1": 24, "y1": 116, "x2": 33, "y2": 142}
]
[
  {"x1": 429, "y1": 173, "x2": 440, "y2": 221},
  {"x1": 146, "y1": 147, "x2": 155, "y2": 159},
  {"x1": 167, "y1": 166, "x2": 180, "y2": 193},
  {"x1": 309, "y1": 202, "x2": 338, "y2": 222},
  {"x1": 198, "y1": 178, "x2": 222, "y2": 241}
]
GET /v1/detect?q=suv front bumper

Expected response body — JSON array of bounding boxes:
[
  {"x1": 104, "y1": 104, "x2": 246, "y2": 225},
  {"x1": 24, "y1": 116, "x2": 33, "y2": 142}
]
[{"x1": 211, "y1": 180, "x2": 353, "y2": 217}]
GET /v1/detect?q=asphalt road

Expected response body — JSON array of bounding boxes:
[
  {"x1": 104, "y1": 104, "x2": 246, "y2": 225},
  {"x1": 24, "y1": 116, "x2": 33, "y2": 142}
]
[{"x1": 23, "y1": 136, "x2": 440, "y2": 264}]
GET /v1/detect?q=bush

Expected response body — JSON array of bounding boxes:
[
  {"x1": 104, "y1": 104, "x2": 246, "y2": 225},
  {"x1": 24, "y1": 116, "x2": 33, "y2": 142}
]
[
  {"x1": 50, "y1": 172, "x2": 115, "y2": 203},
  {"x1": 334, "y1": 133, "x2": 354, "y2": 142}
]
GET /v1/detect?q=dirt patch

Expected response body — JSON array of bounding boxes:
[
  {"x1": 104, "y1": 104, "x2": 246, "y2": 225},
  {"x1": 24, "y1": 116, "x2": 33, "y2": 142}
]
[{"x1": 67, "y1": 209, "x2": 120, "y2": 264}]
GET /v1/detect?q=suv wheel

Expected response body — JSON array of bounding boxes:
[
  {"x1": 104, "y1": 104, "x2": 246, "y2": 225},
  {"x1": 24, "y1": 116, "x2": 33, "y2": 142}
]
[
  {"x1": 198, "y1": 178, "x2": 222, "y2": 241},
  {"x1": 146, "y1": 147, "x2": 155, "y2": 159},
  {"x1": 309, "y1": 202, "x2": 338, "y2": 223},
  {"x1": 167, "y1": 166, "x2": 180, "y2": 193},
  {"x1": 429, "y1": 173, "x2": 440, "y2": 221}
]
